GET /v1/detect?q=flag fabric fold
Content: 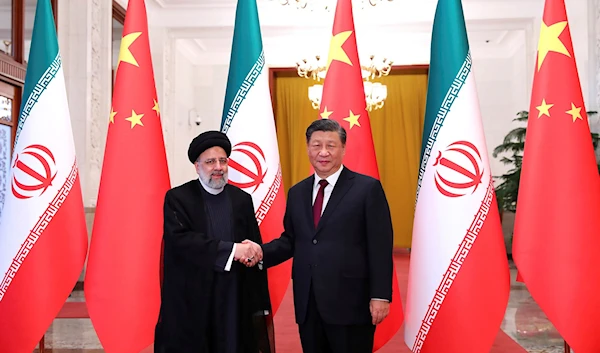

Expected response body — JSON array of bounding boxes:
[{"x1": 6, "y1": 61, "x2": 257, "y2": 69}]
[
  {"x1": 84, "y1": 0, "x2": 171, "y2": 351},
  {"x1": 221, "y1": 0, "x2": 290, "y2": 315},
  {"x1": 512, "y1": 0, "x2": 600, "y2": 351},
  {"x1": 318, "y1": 0, "x2": 403, "y2": 350},
  {"x1": 404, "y1": 0, "x2": 510, "y2": 352},
  {"x1": 0, "y1": 1, "x2": 88, "y2": 352}
]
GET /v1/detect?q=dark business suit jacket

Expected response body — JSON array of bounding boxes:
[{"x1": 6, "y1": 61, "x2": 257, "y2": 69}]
[
  {"x1": 262, "y1": 167, "x2": 394, "y2": 326},
  {"x1": 154, "y1": 181, "x2": 273, "y2": 353}
]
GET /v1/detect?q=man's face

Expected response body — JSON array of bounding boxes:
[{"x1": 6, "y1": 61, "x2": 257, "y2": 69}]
[
  {"x1": 195, "y1": 146, "x2": 229, "y2": 189},
  {"x1": 307, "y1": 130, "x2": 345, "y2": 178}
]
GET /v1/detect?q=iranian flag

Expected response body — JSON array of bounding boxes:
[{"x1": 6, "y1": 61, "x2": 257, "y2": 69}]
[
  {"x1": 220, "y1": 0, "x2": 290, "y2": 314},
  {"x1": 404, "y1": 0, "x2": 510, "y2": 352},
  {"x1": 0, "y1": 0, "x2": 88, "y2": 352}
]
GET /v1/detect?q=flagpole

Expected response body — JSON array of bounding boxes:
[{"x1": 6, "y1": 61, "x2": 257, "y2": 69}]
[{"x1": 564, "y1": 341, "x2": 570, "y2": 353}]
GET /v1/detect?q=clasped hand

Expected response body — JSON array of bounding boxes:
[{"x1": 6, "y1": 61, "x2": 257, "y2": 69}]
[{"x1": 234, "y1": 239, "x2": 262, "y2": 267}]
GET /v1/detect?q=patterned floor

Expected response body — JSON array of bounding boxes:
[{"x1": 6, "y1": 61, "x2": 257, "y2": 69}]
[{"x1": 34, "y1": 254, "x2": 571, "y2": 353}]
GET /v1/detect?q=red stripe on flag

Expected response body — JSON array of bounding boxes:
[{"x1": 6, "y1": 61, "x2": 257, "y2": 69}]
[
  {"x1": 0, "y1": 172, "x2": 87, "y2": 353},
  {"x1": 374, "y1": 266, "x2": 403, "y2": 351},
  {"x1": 255, "y1": 165, "x2": 291, "y2": 315},
  {"x1": 416, "y1": 185, "x2": 509, "y2": 353}
]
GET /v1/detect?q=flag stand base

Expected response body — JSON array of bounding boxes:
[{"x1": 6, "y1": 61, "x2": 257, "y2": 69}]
[{"x1": 38, "y1": 336, "x2": 45, "y2": 353}]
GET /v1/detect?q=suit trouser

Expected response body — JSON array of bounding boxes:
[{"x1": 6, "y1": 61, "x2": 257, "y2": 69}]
[{"x1": 298, "y1": 283, "x2": 376, "y2": 353}]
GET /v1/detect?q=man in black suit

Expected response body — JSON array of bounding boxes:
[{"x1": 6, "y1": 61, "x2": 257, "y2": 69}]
[
  {"x1": 155, "y1": 131, "x2": 274, "y2": 353},
  {"x1": 247, "y1": 119, "x2": 394, "y2": 353}
]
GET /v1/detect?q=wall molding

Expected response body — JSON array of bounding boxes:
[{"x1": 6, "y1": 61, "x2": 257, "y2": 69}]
[{"x1": 0, "y1": 55, "x2": 26, "y2": 84}]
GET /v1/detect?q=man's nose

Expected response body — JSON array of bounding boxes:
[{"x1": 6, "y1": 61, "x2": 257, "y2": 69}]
[{"x1": 318, "y1": 147, "x2": 330, "y2": 156}]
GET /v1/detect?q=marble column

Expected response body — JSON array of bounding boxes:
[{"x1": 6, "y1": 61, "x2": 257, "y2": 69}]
[
  {"x1": 149, "y1": 26, "x2": 176, "y2": 182},
  {"x1": 589, "y1": 0, "x2": 600, "y2": 162},
  {"x1": 88, "y1": 0, "x2": 113, "y2": 208},
  {"x1": 58, "y1": 0, "x2": 112, "y2": 281},
  {"x1": 58, "y1": 0, "x2": 112, "y2": 209},
  {"x1": 591, "y1": 0, "x2": 600, "y2": 110}
]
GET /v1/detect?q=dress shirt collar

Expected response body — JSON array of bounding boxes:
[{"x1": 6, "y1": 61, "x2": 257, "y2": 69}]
[{"x1": 313, "y1": 164, "x2": 344, "y2": 189}]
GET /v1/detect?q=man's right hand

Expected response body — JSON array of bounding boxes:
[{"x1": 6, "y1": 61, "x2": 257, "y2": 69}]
[{"x1": 234, "y1": 240, "x2": 263, "y2": 267}]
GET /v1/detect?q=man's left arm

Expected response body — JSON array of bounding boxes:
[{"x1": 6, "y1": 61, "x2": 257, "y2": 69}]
[
  {"x1": 365, "y1": 180, "x2": 394, "y2": 302},
  {"x1": 365, "y1": 180, "x2": 394, "y2": 324}
]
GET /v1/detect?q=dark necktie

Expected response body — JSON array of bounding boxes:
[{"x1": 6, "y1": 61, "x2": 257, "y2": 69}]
[{"x1": 313, "y1": 179, "x2": 328, "y2": 227}]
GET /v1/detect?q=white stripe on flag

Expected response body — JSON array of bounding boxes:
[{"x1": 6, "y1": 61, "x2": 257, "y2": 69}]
[{"x1": 0, "y1": 62, "x2": 78, "y2": 297}]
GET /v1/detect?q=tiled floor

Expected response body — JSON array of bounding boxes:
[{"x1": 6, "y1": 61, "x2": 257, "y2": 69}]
[
  {"x1": 34, "y1": 259, "x2": 572, "y2": 353},
  {"x1": 500, "y1": 262, "x2": 571, "y2": 353}
]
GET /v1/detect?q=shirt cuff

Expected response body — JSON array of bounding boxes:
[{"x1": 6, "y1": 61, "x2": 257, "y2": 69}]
[
  {"x1": 224, "y1": 243, "x2": 236, "y2": 272},
  {"x1": 371, "y1": 298, "x2": 389, "y2": 302}
]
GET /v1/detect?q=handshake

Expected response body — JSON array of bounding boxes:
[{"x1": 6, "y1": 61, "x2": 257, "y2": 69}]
[{"x1": 234, "y1": 239, "x2": 263, "y2": 268}]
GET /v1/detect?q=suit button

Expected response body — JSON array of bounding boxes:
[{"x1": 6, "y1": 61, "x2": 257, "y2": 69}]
[{"x1": 313, "y1": 239, "x2": 317, "y2": 244}]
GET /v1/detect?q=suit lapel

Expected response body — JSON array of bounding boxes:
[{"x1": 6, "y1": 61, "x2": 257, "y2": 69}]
[
  {"x1": 303, "y1": 175, "x2": 316, "y2": 231},
  {"x1": 315, "y1": 168, "x2": 354, "y2": 234}
]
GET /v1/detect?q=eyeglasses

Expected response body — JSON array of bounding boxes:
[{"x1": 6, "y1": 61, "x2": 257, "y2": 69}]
[{"x1": 202, "y1": 158, "x2": 229, "y2": 166}]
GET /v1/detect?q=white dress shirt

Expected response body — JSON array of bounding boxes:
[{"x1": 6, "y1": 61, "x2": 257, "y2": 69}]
[{"x1": 198, "y1": 178, "x2": 236, "y2": 272}]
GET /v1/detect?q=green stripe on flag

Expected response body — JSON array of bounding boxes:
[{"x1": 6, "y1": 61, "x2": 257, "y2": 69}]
[
  {"x1": 16, "y1": 0, "x2": 60, "y2": 143},
  {"x1": 419, "y1": 0, "x2": 470, "y2": 161},
  {"x1": 415, "y1": 0, "x2": 474, "y2": 202},
  {"x1": 221, "y1": 0, "x2": 265, "y2": 132}
]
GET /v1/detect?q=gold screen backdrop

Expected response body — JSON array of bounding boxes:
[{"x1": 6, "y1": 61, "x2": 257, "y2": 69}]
[{"x1": 272, "y1": 67, "x2": 428, "y2": 248}]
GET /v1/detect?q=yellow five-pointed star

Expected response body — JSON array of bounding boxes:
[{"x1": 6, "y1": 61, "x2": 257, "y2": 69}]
[
  {"x1": 109, "y1": 107, "x2": 117, "y2": 124},
  {"x1": 320, "y1": 107, "x2": 333, "y2": 119},
  {"x1": 536, "y1": 99, "x2": 553, "y2": 118},
  {"x1": 566, "y1": 103, "x2": 582, "y2": 122},
  {"x1": 326, "y1": 31, "x2": 353, "y2": 70},
  {"x1": 152, "y1": 99, "x2": 160, "y2": 117},
  {"x1": 537, "y1": 21, "x2": 570, "y2": 71},
  {"x1": 343, "y1": 110, "x2": 361, "y2": 129},
  {"x1": 118, "y1": 32, "x2": 143, "y2": 69},
  {"x1": 125, "y1": 109, "x2": 144, "y2": 128}
]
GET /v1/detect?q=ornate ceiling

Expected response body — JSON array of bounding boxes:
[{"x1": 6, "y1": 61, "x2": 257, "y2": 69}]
[{"x1": 111, "y1": 0, "x2": 587, "y2": 67}]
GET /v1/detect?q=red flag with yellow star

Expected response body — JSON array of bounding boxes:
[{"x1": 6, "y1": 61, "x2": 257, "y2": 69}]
[
  {"x1": 319, "y1": 0, "x2": 403, "y2": 350},
  {"x1": 84, "y1": 0, "x2": 170, "y2": 351},
  {"x1": 512, "y1": 0, "x2": 600, "y2": 351}
]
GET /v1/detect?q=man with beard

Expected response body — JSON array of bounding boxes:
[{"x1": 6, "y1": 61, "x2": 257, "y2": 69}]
[{"x1": 154, "y1": 131, "x2": 274, "y2": 353}]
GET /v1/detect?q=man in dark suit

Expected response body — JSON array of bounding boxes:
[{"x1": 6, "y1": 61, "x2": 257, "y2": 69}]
[
  {"x1": 249, "y1": 119, "x2": 394, "y2": 353},
  {"x1": 154, "y1": 131, "x2": 274, "y2": 353}
]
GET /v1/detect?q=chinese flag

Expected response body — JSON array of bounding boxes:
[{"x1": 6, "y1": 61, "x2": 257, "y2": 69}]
[
  {"x1": 319, "y1": 0, "x2": 403, "y2": 350},
  {"x1": 512, "y1": 0, "x2": 600, "y2": 351},
  {"x1": 84, "y1": 0, "x2": 171, "y2": 352}
]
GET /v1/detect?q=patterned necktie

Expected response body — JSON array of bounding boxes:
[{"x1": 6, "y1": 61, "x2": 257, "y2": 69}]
[{"x1": 313, "y1": 179, "x2": 328, "y2": 227}]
